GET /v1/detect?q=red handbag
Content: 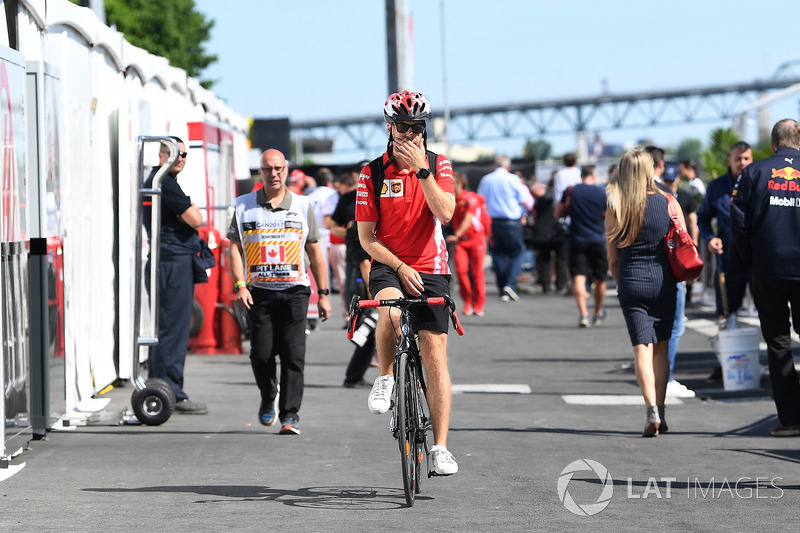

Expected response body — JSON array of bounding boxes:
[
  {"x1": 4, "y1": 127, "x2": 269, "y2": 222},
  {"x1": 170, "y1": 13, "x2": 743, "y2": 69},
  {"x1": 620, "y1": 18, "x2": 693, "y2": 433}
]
[{"x1": 664, "y1": 195, "x2": 703, "y2": 281}]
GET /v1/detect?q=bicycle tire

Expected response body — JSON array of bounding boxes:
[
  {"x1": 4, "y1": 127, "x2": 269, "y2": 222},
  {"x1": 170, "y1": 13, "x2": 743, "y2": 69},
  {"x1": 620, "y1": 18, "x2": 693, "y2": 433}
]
[
  {"x1": 396, "y1": 350, "x2": 418, "y2": 507},
  {"x1": 413, "y1": 355, "x2": 430, "y2": 488}
]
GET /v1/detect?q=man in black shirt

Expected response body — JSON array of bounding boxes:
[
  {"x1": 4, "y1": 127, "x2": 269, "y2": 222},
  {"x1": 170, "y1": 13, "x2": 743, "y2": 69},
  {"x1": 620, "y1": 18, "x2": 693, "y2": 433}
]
[
  {"x1": 731, "y1": 119, "x2": 800, "y2": 436},
  {"x1": 143, "y1": 137, "x2": 208, "y2": 414},
  {"x1": 329, "y1": 171, "x2": 375, "y2": 387}
]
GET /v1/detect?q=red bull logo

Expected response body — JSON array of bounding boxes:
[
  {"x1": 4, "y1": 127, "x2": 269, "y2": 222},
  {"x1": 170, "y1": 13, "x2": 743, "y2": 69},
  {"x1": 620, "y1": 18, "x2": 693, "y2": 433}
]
[
  {"x1": 771, "y1": 167, "x2": 800, "y2": 180},
  {"x1": 768, "y1": 180, "x2": 800, "y2": 192}
]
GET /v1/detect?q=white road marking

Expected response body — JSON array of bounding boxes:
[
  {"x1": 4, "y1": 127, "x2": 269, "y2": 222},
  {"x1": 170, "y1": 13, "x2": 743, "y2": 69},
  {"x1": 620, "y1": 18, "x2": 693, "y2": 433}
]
[
  {"x1": 452, "y1": 384, "x2": 532, "y2": 394},
  {"x1": 561, "y1": 395, "x2": 684, "y2": 405}
]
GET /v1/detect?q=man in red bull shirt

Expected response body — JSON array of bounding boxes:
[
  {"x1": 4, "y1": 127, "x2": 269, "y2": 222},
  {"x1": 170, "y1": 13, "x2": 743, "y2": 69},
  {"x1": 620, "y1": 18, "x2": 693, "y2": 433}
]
[
  {"x1": 357, "y1": 91, "x2": 459, "y2": 475},
  {"x1": 731, "y1": 118, "x2": 800, "y2": 437}
]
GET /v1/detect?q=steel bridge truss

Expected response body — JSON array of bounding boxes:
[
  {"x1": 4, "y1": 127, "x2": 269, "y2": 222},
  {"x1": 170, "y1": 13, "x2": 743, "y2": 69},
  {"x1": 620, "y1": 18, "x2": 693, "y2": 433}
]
[{"x1": 293, "y1": 78, "x2": 800, "y2": 156}]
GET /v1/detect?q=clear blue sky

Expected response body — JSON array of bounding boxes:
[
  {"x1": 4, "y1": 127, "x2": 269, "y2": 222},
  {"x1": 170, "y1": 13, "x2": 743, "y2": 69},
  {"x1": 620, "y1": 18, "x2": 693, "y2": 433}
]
[{"x1": 195, "y1": 0, "x2": 800, "y2": 161}]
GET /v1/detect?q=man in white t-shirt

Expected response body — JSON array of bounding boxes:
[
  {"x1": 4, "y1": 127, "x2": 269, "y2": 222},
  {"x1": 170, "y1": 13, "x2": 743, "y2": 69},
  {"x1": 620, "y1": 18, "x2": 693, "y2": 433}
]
[{"x1": 553, "y1": 152, "x2": 581, "y2": 205}]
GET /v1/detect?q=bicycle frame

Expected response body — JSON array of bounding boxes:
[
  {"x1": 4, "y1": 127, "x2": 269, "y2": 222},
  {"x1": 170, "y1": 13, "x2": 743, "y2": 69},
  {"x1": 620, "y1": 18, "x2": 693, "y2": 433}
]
[{"x1": 347, "y1": 294, "x2": 464, "y2": 506}]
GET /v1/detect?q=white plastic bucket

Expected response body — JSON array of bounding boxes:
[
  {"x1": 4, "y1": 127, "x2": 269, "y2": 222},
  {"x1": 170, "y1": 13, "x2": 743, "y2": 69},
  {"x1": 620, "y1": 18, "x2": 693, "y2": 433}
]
[{"x1": 715, "y1": 327, "x2": 762, "y2": 391}]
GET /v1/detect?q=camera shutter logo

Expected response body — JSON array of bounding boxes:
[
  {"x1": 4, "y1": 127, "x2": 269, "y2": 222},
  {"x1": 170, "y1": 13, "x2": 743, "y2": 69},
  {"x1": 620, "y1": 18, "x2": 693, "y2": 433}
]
[{"x1": 557, "y1": 459, "x2": 613, "y2": 516}]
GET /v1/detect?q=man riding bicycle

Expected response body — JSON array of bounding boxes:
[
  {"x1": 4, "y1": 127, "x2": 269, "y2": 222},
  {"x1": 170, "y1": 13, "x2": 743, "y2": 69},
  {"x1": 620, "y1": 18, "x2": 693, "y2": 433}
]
[{"x1": 357, "y1": 91, "x2": 458, "y2": 476}]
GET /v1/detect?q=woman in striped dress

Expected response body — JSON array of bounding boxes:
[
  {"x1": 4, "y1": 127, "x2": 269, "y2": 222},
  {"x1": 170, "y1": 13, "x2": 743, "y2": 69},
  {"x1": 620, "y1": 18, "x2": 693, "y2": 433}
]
[{"x1": 605, "y1": 148, "x2": 687, "y2": 437}]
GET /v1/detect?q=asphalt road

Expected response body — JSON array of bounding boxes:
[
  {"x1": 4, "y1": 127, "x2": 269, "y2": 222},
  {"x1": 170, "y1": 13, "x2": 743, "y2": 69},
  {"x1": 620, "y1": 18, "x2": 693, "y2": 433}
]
[{"x1": 1, "y1": 277, "x2": 798, "y2": 532}]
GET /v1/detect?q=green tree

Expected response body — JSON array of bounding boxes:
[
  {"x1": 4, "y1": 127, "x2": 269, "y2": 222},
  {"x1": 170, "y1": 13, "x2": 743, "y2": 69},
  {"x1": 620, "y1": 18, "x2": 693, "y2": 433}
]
[
  {"x1": 751, "y1": 138, "x2": 773, "y2": 162},
  {"x1": 103, "y1": 0, "x2": 217, "y2": 88},
  {"x1": 702, "y1": 128, "x2": 739, "y2": 180},
  {"x1": 523, "y1": 138, "x2": 552, "y2": 161},
  {"x1": 676, "y1": 138, "x2": 703, "y2": 163}
]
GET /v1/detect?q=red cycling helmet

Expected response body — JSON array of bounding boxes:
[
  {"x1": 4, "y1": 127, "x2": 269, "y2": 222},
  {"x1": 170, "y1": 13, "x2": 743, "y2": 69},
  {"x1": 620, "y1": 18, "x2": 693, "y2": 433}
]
[{"x1": 383, "y1": 90, "x2": 431, "y2": 123}]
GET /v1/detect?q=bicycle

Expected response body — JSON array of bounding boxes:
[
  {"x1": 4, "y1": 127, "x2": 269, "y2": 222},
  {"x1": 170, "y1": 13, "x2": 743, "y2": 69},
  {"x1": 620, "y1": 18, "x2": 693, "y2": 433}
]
[{"x1": 347, "y1": 294, "x2": 465, "y2": 507}]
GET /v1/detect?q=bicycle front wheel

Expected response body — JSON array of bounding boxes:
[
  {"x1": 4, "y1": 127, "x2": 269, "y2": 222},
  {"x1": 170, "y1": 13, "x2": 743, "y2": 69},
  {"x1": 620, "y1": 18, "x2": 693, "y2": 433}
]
[
  {"x1": 396, "y1": 350, "x2": 418, "y2": 507},
  {"x1": 413, "y1": 356, "x2": 430, "y2": 490}
]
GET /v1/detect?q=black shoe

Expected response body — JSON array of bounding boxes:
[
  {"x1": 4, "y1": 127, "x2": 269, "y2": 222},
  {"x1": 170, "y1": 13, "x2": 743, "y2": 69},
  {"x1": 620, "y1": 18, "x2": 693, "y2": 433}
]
[
  {"x1": 706, "y1": 366, "x2": 723, "y2": 384},
  {"x1": 175, "y1": 399, "x2": 208, "y2": 414},
  {"x1": 343, "y1": 379, "x2": 372, "y2": 389},
  {"x1": 771, "y1": 423, "x2": 800, "y2": 437}
]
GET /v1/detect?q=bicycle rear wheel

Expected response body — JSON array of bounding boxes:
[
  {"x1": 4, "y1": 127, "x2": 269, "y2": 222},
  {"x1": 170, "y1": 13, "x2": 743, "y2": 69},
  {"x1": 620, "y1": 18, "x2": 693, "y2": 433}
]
[{"x1": 396, "y1": 350, "x2": 418, "y2": 507}]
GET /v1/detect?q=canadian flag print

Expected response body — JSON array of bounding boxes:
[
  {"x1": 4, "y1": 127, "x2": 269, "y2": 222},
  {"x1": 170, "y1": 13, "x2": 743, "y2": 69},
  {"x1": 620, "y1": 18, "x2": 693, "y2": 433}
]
[{"x1": 261, "y1": 244, "x2": 285, "y2": 263}]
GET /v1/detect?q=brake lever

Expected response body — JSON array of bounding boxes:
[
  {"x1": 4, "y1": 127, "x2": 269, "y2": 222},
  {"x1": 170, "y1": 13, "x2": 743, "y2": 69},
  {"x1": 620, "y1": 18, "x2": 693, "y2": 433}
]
[
  {"x1": 346, "y1": 296, "x2": 361, "y2": 340},
  {"x1": 443, "y1": 295, "x2": 465, "y2": 336}
]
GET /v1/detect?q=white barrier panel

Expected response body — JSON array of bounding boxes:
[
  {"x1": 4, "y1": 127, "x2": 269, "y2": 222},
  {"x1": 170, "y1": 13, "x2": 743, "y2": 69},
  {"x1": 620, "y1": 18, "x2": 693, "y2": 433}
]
[
  {"x1": 86, "y1": 40, "x2": 124, "y2": 393},
  {"x1": 44, "y1": 1, "x2": 247, "y2": 412},
  {"x1": 44, "y1": 23, "x2": 95, "y2": 410},
  {"x1": 0, "y1": 0, "x2": 251, "y2": 442},
  {"x1": 0, "y1": 45, "x2": 29, "y2": 460}
]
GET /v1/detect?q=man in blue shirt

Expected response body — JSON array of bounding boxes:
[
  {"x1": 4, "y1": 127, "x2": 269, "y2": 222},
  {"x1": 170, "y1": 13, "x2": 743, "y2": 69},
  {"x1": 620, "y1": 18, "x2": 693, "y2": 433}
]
[
  {"x1": 697, "y1": 141, "x2": 753, "y2": 323},
  {"x1": 477, "y1": 156, "x2": 533, "y2": 301},
  {"x1": 697, "y1": 141, "x2": 753, "y2": 383}
]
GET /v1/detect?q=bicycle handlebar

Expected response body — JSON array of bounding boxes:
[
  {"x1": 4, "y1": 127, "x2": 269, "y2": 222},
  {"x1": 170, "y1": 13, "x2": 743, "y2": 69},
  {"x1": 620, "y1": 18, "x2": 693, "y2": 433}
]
[
  {"x1": 356, "y1": 296, "x2": 445, "y2": 308},
  {"x1": 346, "y1": 295, "x2": 465, "y2": 338}
]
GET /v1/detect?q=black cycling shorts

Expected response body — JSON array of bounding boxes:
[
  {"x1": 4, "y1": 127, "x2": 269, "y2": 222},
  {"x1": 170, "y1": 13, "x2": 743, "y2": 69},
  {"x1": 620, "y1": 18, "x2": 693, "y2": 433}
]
[
  {"x1": 369, "y1": 262, "x2": 452, "y2": 333},
  {"x1": 569, "y1": 240, "x2": 609, "y2": 280}
]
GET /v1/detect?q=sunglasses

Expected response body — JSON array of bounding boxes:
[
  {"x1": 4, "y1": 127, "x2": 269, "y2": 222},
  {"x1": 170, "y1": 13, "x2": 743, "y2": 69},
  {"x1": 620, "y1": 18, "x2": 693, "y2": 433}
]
[
  {"x1": 161, "y1": 151, "x2": 188, "y2": 158},
  {"x1": 395, "y1": 123, "x2": 425, "y2": 134}
]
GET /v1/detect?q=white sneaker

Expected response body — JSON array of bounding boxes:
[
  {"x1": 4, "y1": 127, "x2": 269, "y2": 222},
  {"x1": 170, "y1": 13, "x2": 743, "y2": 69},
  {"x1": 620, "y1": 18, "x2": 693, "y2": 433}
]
[
  {"x1": 368, "y1": 375, "x2": 394, "y2": 414},
  {"x1": 502, "y1": 286, "x2": 520, "y2": 301},
  {"x1": 430, "y1": 445, "x2": 458, "y2": 475},
  {"x1": 666, "y1": 380, "x2": 696, "y2": 399}
]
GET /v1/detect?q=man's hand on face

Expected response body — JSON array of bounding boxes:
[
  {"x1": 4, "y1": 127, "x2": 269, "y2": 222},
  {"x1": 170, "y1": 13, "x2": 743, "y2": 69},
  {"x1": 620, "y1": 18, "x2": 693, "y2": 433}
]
[{"x1": 394, "y1": 136, "x2": 426, "y2": 173}]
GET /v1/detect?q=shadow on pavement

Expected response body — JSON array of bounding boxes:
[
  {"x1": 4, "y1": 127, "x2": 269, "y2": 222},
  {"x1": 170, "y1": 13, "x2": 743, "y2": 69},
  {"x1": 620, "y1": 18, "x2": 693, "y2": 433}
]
[
  {"x1": 728, "y1": 448, "x2": 800, "y2": 465},
  {"x1": 82, "y1": 485, "x2": 422, "y2": 509}
]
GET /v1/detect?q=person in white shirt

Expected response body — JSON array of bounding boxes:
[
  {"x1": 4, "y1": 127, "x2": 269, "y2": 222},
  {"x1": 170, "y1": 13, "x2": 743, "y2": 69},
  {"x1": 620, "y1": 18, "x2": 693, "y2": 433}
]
[
  {"x1": 678, "y1": 160, "x2": 706, "y2": 199},
  {"x1": 305, "y1": 168, "x2": 339, "y2": 295},
  {"x1": 553, "y1": 152, "x2": 581, "y2": 206}
]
